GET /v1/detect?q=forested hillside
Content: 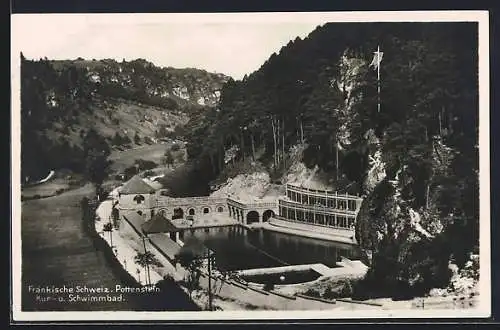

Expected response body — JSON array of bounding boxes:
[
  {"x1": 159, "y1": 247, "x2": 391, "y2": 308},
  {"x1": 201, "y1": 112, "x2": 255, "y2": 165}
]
[
  {"x1": 184, "y1": 22, "x2": 479, "y2": 297},
  {"x1": 20, "y1": 56, "x2": 229, "y2": 181}
]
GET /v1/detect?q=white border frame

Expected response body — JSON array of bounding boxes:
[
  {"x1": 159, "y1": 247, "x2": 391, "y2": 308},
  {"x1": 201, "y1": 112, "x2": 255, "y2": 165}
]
[{"x1": 11, "y1": 10, "x2": 490, "y2": 321}]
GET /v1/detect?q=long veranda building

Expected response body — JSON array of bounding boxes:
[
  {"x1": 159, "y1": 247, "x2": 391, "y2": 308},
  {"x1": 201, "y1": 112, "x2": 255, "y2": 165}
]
[{"x1": 277, "y1": 184, "x2": 363, "y2": 232}]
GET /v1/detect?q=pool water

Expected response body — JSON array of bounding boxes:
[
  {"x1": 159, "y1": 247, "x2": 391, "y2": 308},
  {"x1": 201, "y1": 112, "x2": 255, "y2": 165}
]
[
  {"x1": 181, "y1": 225, "x2": 359, "y2": 271},
  {"x1": 241, "y1": 269, "x2": 322, "y2": 285}
]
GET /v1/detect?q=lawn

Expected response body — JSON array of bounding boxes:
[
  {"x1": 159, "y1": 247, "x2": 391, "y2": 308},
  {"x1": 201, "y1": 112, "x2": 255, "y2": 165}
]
[
  {"x1": 20, "y1": 184, "x2": 145, "y2": 311},
  {"x1": 109, "y1": 142, "x2": 180, "y2": 174},
  {"x1": 20, "y1": 177, "x2": 197, "y2": 312},
  {"x1": 21, "y1": 177, "x2": 82, "y2": 200}
]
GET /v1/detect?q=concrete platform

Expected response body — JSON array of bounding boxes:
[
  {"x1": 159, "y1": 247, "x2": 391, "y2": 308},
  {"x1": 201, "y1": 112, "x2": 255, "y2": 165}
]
[
  {"x1": 260, "y1": 218, "x2": 357, "y2": 245},
  {"x1": 236, "y1": 258, "x2": 368, "y2": 281},
  {"x1": 238, "y1": 263, "x2": 331, "y2": 277}
]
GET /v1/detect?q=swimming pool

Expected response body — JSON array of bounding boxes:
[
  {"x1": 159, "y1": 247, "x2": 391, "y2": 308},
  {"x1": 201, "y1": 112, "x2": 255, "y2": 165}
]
[
  {"x1": 181, "y1": 225, "x2": 359, "y2": 271},
  {"x1": 240, "y1": 269, "x2": 323, "y2": 285}
]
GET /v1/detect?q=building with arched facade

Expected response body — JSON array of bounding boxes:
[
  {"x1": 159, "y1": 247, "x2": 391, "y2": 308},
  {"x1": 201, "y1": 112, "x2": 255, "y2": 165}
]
[
  {"x1": 277, "y1": 184, "x2": 363, "y2": 232},
  {"x1": 115, "y1": 176, "x2": 364, "y2": 243}
]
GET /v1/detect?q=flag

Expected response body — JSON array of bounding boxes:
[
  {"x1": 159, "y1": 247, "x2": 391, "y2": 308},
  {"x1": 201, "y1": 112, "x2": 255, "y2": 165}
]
[{"x1": 369, "y1": 47, "x2": 383, "y2": 71}]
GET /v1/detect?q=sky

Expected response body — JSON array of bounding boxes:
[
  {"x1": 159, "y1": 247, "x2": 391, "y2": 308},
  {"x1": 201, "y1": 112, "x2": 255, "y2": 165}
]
[{"x1": 12, "y1": 14, "x2": 326, "y2": 80}]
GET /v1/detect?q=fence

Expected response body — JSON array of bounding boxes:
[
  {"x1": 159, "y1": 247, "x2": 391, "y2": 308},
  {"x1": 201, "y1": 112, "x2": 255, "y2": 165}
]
[
  {"x1": 227, "y1": 198, "x2": 277, "y2": 210},
  {"x1": 286, "y1": 184, "x2": 362, "y2": 199},
  {"x1": 157, "y1": 197, "x2": 227, "y2": 208}
]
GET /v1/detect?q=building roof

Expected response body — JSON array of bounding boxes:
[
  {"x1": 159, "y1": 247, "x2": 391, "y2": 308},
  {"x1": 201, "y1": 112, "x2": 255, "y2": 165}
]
[
  {"x1": 120, "y1": 175, "x2": 156, "y2": 195},
  {"x1": 141, "y1": 213, "x2": 180, "y2": 234},
  {"x1": 122, "y1": 211, "x2": 145, "y2": 236}
]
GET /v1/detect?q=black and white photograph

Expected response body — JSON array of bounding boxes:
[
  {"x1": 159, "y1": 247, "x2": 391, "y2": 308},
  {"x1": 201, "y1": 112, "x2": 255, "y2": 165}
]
[{"x1": 11, "y1": 11, "x2": 490, "y2": 321}]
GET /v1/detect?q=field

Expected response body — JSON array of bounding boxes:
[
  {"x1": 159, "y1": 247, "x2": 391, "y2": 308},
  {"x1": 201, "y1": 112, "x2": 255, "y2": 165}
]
[
  {"x1": 21, "y1": 179, "x2": 72, "y2": 199},
  {"x1": 21, "y1": 184, "x2": 145, "y2": 310},
  {"x1": 109, "y1": 142, "x2": 185, "y2": 174}
]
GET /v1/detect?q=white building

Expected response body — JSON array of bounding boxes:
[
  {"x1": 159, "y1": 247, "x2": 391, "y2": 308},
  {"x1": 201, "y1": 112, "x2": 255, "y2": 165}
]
[{"x1": 117, "y1": 175, "x2": 157, "y2": 220}]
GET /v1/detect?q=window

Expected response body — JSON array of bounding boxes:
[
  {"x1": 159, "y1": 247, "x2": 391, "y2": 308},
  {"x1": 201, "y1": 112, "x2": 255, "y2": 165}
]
[
  {"x1": 283, "y1": 207, "x2": 288, "y2": 218},
  {"x1": 325, "y1": 214, "x2": 334, "y2": 227},
  {"x1": 327, "y1": 198, "x2": 335, "y2": 208},
  {"x1": 133, "y1": 195, "x2": 145, "y2": 204},
  {"x1": 203, "y1": 207, "x2": 210, "y2": 214},
  {"x1": 217, "y1": 206, "x2": 224, "y2": 212},
  {"x1": 302, "y1": 194, "x2": 308, "y2": 204},
  {"x1": 315, "y1": 213, "x2": 325, "y2": 225},
  {"x1": 306, "y1": 211, "x2": 314, "y2": 223}
]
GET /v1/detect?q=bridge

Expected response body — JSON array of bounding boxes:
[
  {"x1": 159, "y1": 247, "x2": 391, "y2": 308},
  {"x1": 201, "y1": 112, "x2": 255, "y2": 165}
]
[{"x1": 226, "y1": 198, "x2": 278, "y2": 225}]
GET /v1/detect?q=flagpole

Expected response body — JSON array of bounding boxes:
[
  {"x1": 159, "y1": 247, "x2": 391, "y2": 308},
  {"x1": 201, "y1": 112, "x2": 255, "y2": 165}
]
[{"x1": 377, "y1": 45, "x2": 381, "y2": 113}]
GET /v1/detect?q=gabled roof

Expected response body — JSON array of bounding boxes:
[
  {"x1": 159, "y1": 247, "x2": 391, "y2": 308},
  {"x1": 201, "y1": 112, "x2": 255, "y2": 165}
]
[
  {"x1": 122, "y1": 211, "x2": 145, "y2": 236},
  {"x1": 120, "y1": 175, "x2": 156, "y2": 195},
  {"x1": 141, "y1": 213, "x2": 180, "y2": 234}
]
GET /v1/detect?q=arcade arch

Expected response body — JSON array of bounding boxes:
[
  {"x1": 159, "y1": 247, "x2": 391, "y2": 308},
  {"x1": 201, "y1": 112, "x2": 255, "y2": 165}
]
[
  {"x1": 262, "y1": 209, "x2": 275, "y2": 222},
  {"x1": 246, "y1": 211, "x2": 260, "y2": 225}
]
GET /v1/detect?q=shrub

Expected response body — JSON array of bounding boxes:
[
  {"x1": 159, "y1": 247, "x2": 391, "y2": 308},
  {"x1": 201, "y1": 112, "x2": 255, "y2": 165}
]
[
  {"x1": 134, "y1": 159, "x2": 158, "y2": 171},
  {"x1": 339, "y1": 280, "x2": 353, "y2": 298},
  {"x1": 173, "y1": 125, "x2": 186, "y2": 137},
  {"x1": 143, "y1": 170, "x2": 156, "y2": 177},
  {"x1": 124, "y1": 166, "x2": 138, "y2": 179},
  {"x1": 134, "y1": 132, "x2": 141, "y2": 144},
  {"x1": 171, "y1": 143, "x2": 181, "y2": 152},
  {"x1": 304, "y1": 288, "x2": 321, "y2": 298},
  {"x1": 323, "y1": 286, "x2": 334, "y2": 299},
  {"x1": 263, "y1": 282, "x2": 275, "y2": 291},
  {"x1": 100, "y1": 190, "x2": 110, "y2": 200},
  {"x1": 123, "y1": 135, "x2": 132, "y2": 144}
]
